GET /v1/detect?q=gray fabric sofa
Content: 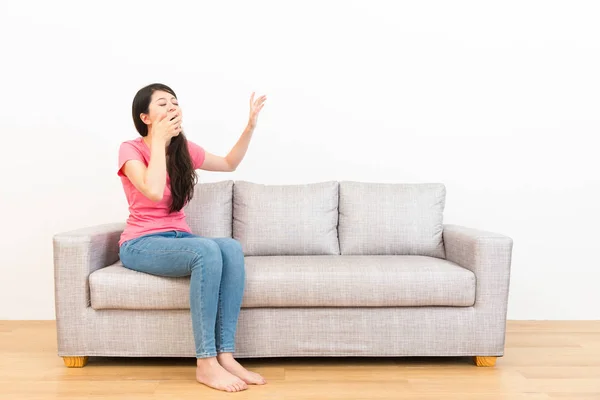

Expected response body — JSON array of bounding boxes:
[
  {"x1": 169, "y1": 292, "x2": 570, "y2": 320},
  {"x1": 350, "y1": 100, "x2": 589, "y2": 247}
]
[{"x1": 53, "y1": 180, "x2": 513, "y2": 368}]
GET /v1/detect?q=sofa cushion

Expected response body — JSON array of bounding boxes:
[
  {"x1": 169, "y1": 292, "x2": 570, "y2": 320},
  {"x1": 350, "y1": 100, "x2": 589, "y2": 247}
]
[
  {"x1": 89, "y1": 255, "x2": 475, "y2": 310},
  {"x1": 232, "y1": 180, "x2": 340, "y2": 255},
  {"x1": 338, "y1": 181, "x2": 446, "y2": 258},
  {"x1": 183, "y1": 180, "x2": 233, "y2": 237}
]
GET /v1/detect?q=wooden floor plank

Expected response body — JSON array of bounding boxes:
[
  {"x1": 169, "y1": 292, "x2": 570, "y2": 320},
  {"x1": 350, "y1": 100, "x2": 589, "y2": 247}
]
[{"x1": 0, "y1": 320, "x2": 598, "y2": 399}]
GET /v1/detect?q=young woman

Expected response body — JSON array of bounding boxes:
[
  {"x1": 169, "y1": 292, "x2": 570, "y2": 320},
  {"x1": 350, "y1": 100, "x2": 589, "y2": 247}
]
[{"x1": 117, "y1": 83, "x2": 267, "y2": 392}]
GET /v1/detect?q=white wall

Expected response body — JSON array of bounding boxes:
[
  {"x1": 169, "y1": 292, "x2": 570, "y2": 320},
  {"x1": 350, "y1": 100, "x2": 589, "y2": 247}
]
[{"x1": 1, "y1": 0, "x2": 598, "y2": 320}]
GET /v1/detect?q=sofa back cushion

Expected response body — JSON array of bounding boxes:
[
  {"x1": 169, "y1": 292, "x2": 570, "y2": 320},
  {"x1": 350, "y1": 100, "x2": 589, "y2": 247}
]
[
  {"x1": 184, "y1": 180, "x2": 234, "y2": 237},
  {"x1": 233, "y1": 180, "x2": 340, "y2": 256},
  {"x1": 338, "y1": 181, "x2": 446, "y2": 257}
]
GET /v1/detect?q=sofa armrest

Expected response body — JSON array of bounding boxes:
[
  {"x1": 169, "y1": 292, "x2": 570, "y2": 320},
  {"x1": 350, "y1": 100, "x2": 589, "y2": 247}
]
[
  {"x1": 443, "y1": 224, "x2": 513, "y2": 310},
  {"x1": 53, "y1": 222, "x2": 125, "y2": 307},
  {"x1": 53, "y1": 222, "x2": 125, "y2": 354}
]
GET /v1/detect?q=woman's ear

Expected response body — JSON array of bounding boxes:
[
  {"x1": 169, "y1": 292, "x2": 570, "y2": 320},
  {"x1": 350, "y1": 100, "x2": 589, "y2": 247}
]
[{"x1": 140, "y1": 113, "x2": 151, "y2": 125}]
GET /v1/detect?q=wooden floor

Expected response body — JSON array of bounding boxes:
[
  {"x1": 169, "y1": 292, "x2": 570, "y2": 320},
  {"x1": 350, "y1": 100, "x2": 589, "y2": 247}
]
[{"x1": 1, "y1": 321, "x2": 599, "y2": 399}]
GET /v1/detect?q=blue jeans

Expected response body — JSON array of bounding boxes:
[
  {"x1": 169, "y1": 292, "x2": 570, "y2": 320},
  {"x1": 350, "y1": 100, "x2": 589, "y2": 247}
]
[{"x1": 118, "y1": 230, "x2": 245, "y2": 358}]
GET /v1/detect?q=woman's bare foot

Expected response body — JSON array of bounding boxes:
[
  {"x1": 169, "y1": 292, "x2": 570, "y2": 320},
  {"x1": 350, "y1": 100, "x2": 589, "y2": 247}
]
[
  {"x1": 217, "y1": 353, "x2": 267, "y2": 385},
  {"x1": 196, "y1": 357, "x2": 248, "y2": 392}
]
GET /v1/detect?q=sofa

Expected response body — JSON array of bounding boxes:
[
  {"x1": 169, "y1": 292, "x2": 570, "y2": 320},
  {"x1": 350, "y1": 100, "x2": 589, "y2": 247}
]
[{"x1": 53, "y1": 180, "x2": 513, "y2": 368}]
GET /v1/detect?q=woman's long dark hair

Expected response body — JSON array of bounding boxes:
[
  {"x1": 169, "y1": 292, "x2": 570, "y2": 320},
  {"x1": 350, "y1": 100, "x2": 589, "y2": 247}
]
[{"x1": 132, "y1": 83, "x2": 197, "y2": 213}]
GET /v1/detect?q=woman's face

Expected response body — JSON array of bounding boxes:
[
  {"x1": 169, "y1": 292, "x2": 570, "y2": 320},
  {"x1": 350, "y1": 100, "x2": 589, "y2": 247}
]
[{"x1": 141, "y1": 90, "x2": 182, "y2": 128}]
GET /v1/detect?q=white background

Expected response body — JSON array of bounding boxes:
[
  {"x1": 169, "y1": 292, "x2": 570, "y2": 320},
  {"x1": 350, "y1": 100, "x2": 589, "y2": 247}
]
[{"x1": 0, "y1": 1, "x2": 598, "y2": 320}]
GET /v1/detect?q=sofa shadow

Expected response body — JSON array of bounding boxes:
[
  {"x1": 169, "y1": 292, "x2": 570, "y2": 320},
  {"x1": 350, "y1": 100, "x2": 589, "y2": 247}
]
[{"x1": 82, "y1": 355, "x2": 477, "y2": 368}]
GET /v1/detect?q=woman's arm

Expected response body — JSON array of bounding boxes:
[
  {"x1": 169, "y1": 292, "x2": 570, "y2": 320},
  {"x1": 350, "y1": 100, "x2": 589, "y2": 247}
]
[
  {"x1": 200, "y1": 92, "x2": 267, "y2": 172},
  {"x1": 201, "y1": 125, "x2": 253, "y2": 172},
  {"x1": 123, "y1": 139, "x2": 168, "y2": 201}
]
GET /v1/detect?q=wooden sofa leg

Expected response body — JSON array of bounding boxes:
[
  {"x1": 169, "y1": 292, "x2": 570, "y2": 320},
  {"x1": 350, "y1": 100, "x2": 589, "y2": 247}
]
[
  {"x1": 63, "y1": 356, "x2": 88, "y2": 368},
  {"x1": 473, "y1": 356, "x2": 497, "y2": 367}
]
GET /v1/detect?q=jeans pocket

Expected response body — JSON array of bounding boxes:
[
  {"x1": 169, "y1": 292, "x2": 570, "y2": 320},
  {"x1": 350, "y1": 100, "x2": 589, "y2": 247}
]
[{"x1": 119, "y1": 238, "x2": 134, "y2": 255}]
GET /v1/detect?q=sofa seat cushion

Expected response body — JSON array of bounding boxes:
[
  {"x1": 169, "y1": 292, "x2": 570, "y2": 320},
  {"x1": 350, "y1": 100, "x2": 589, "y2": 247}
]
[{"x1": 90, "y1": 256, "x2": 475, "y2": 310}]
